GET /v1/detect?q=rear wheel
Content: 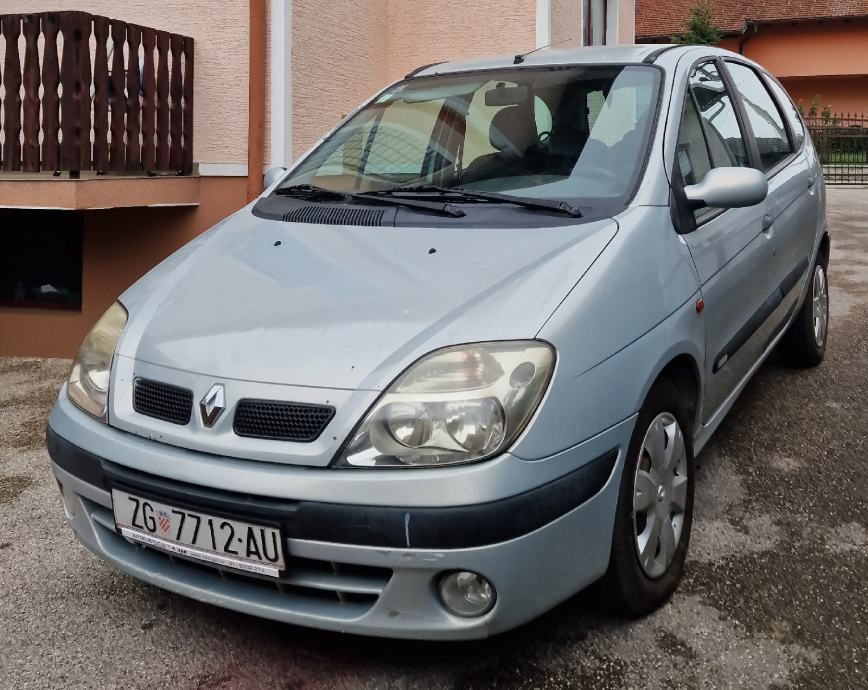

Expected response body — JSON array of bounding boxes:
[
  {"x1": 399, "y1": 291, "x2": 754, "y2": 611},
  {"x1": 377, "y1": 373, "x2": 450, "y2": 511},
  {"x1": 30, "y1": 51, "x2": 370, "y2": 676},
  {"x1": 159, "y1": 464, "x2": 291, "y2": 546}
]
[
  {"x1": 603, "y1": 379, "x2": 695, "y2": 616},
  {"x1": 781, "y1": 255, "x2": 829, "y2": 367}
]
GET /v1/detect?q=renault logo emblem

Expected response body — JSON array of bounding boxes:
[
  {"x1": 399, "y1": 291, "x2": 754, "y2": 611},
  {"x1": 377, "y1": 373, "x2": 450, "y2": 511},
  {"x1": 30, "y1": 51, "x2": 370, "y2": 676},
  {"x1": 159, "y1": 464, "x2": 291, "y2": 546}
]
[{"x1": 200, "y1": 384, "x2": 226, "y2": 427}]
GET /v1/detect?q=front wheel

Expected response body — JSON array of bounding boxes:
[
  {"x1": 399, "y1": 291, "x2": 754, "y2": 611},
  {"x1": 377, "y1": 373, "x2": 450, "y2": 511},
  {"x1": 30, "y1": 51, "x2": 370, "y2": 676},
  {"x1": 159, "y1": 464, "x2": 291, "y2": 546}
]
[{"x1": 603, "y1": 379, "x2": 695, "y2": 616}]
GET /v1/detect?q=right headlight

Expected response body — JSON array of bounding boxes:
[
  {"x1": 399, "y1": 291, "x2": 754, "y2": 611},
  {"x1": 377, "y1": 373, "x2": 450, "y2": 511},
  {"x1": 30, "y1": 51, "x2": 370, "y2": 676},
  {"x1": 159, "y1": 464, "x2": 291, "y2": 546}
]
[
  {"x1": 334, "y1": 341, "x2": 555, "y2": 468},
  {"x1": 67, "y1": 301, "x2": 127, "y2": 422}
]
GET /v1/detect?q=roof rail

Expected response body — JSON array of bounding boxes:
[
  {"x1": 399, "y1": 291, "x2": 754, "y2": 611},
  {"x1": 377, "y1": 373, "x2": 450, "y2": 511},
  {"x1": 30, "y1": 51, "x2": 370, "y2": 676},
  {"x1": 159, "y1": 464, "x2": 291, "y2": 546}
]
[
  {"x1": 405, "y1": 61, "x2": 445, "y2": 79},
  {"x1": 642, "y1": 45, "x2": 681, "y2": 64}
]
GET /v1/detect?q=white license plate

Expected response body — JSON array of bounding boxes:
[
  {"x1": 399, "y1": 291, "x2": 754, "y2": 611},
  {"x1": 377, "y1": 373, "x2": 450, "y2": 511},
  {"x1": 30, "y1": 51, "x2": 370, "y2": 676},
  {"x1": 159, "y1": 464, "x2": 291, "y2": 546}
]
[{"x1": 111, "y1": 489, "x2": 285, "y2": 577}]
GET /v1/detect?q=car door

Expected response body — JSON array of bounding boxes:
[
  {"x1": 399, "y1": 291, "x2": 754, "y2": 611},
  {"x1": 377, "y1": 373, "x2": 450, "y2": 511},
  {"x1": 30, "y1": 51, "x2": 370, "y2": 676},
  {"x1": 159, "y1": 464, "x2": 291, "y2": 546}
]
[
  {"x1": 672, "y1": 59, "x2": 775, "y2": 422},
  {"x1": 722, "y1": 60, "x2": 818, "y2": 324}
]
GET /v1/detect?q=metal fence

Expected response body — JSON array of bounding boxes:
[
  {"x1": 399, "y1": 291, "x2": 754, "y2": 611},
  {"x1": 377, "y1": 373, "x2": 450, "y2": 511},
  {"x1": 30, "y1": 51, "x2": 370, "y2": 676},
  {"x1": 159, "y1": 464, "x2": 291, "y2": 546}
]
[{"x1": 806, "y1": 113, "x2": 868, "y2": 185}]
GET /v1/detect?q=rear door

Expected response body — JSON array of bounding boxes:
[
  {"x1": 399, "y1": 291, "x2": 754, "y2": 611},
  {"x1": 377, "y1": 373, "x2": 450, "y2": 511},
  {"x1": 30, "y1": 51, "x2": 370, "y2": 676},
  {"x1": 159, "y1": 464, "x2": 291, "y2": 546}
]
[
  {"x1": 673, "y1": 59, "x2": 774, "y2": 421},
  {"x1": 722, "y1": 60, "x2": 817, "y2": 321}
]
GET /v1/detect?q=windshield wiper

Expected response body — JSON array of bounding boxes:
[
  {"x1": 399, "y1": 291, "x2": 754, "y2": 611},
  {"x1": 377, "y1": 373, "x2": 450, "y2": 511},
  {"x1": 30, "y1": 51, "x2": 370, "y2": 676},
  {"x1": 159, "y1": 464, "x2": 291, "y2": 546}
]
[
  {"x1": 273, "y1": 184, "x2": 465, "y2": 218},
  {"x1": 376, "y1": 185, "x2": 582, "y2": 218}
]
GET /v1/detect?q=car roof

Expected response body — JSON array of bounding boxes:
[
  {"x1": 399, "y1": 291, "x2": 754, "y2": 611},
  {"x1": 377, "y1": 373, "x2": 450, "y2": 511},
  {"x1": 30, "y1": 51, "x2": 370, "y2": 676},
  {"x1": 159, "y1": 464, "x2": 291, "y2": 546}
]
[{"x1": 411, "y1": 44, "x2": 696, "y2": 78}]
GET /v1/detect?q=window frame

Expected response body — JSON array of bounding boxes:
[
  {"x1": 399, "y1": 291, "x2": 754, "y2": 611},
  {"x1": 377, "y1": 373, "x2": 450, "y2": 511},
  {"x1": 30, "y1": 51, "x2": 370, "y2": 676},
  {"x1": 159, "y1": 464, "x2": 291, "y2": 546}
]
[
  {"x1": 671, "y1": 56, "x2": 758, "y2": 231},
  {"x1": 757, "y1": 69, "x2": 807, "y2": 156},
  {"x1": 720, "y1": 58, "x2": 798, "y2": 178}
]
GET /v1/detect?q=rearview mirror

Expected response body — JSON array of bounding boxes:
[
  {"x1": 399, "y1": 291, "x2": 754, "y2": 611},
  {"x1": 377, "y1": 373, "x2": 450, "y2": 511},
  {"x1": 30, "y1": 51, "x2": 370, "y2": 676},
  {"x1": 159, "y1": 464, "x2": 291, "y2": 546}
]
[
  {"x1": 263, "y1": 166, "x2": 287, "y2": 190},
  {"x1": 684, "y1": 167, "x2": 768, "y2": 210},
  {"x1": 485, "y1": 85, "x2": 529, "y2": 107}
]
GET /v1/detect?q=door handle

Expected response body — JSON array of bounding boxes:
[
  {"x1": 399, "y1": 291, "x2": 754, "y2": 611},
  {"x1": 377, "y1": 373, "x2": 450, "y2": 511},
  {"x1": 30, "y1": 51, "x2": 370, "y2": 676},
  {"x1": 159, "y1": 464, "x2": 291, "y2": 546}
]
[{"x1": 762, "y1": 214, "x2": 774, "y2": 232}]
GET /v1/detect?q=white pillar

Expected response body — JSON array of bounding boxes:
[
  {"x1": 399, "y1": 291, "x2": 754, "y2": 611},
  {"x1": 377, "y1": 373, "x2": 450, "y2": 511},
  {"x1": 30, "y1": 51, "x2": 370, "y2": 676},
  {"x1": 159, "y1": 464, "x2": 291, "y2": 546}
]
[
  {"x1": 607, "y1": 0, "x2": 619, "y2": 45},
  {"x1": 536, "y1": 0, "x2": 552, "y2": 48},
  {"x1": 269, "y1": 0, "x2": 293, "y2": 167}
]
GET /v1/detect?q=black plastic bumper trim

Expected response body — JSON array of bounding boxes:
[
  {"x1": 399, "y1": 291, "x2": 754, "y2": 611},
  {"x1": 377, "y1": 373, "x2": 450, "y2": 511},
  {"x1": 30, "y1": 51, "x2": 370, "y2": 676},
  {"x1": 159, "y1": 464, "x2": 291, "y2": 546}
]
[{"x1": 46, "y1": 426, "x2": 618, "y2": 549}]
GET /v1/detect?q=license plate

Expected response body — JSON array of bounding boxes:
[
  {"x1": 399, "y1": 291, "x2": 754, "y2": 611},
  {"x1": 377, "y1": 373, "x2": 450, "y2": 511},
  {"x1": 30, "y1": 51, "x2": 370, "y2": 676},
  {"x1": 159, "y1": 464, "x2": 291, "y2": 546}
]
[{"x1": 111, "y1": 489, "x2": 285, "y2": 577}]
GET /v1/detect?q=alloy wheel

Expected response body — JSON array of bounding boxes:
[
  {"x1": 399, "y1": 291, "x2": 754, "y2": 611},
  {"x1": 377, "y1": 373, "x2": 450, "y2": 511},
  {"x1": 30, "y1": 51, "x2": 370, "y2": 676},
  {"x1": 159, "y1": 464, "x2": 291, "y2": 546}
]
[
  {"x1": 812, "y1": 264, "x2": 829, "y2": 348},
  {"x1": 632, "y1": 412, "x2": 688, "y2": 579}
]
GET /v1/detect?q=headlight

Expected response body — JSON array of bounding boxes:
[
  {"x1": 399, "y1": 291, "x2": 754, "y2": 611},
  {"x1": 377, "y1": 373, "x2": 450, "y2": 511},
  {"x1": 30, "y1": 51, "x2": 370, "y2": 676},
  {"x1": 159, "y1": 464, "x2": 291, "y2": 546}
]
[
  {"x1": 334, "y1": 341, "x2": 554, "y2": 468},
  {"x1": 67, "y1": 301, "x2": 127, "y2": 422}
]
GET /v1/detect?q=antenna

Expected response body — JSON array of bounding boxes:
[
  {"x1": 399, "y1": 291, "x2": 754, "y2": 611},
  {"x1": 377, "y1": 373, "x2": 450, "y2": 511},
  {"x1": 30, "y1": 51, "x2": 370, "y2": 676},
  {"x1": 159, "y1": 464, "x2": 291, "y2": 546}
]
[{"x1": 514, "y1": 38, "x2": 573, "y2": 65}]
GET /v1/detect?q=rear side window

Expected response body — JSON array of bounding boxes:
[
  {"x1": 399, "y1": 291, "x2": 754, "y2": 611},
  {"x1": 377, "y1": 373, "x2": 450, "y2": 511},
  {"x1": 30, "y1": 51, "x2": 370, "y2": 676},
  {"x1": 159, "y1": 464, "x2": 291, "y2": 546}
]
[
  {"x1": 725, "y1": 62, "x2": 792, "y2": 172},
  {"x1": 764, "y1": 75, "x2": 805, "y2": 149}
]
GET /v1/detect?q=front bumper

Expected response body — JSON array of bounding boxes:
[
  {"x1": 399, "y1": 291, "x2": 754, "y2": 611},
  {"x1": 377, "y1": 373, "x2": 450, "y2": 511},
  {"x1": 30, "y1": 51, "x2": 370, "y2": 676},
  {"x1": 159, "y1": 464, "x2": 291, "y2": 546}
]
[{"x1": 47, "y1": 394, "x2": 635, "y2": 639}]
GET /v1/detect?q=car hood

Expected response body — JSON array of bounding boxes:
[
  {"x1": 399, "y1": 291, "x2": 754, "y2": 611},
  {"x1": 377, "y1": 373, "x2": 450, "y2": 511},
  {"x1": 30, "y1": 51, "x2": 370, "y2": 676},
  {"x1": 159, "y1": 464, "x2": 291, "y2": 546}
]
[{"x1": 117, "y1": 209, "x2": 617, "y2": 391}]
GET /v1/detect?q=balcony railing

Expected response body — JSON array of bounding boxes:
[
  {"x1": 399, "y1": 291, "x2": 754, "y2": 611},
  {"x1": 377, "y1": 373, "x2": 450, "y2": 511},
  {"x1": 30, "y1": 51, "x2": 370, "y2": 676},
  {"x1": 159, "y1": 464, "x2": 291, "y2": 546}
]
[{"x1": 0, "y1": 11, "x2": 193, "y2": 177}]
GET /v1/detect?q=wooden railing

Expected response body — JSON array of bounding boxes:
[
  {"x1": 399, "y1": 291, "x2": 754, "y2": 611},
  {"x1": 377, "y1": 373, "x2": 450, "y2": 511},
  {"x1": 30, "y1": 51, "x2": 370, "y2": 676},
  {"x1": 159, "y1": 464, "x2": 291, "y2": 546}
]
[{"x1": 0, "y1": 11, "x2": 193, "y2": 176}]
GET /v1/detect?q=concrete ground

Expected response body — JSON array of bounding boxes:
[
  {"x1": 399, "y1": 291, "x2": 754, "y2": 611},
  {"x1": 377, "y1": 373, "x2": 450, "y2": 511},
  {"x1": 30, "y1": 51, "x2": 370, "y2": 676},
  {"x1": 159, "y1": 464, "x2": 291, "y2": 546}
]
[{"x1": 1, "y1": 187, "x2": 866, "y2": 690}]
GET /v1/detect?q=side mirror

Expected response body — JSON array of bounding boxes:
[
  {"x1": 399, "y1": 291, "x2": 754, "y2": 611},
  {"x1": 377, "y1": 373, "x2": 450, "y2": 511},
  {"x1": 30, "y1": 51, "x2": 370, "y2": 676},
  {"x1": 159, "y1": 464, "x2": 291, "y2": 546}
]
[
  {"x1": 684, "y1": 167, "x2": 768, "y2": 210},
  {"x1": 263, "y1": 166, "x2": 287, "y2": 190}
]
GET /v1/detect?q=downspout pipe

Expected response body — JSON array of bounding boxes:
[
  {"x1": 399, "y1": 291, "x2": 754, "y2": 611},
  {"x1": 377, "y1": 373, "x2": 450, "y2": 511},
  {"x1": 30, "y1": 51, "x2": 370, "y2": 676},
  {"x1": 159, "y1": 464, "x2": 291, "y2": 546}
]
[
  {"x1": 738, "y1": 20, "x2": 758, "y2": 55},
  {"x1": 247, "y1": 0, "x2": 267, "y2": 201}
]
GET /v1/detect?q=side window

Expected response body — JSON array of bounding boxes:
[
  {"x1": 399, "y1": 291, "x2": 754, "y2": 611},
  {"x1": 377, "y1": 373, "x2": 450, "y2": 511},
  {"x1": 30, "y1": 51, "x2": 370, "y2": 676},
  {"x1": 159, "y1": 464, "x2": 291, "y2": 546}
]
[
  {"x1": 764, "y1": 75, "x2": 805, "y2": 150},
  {"x1": 725, "y1": 62, "x2": 792, "y2": 171},
  {"x1": 676, "y1": 62, "x2": 748, "y2": 222},
  {"x1": 676, "y1": 97, "x2": 712, "y2": 187},
  {"x1": 688, "y1": 62, "x2": 749, "y2": 169},
  {"x1": 534, "y1": 97, "x2": 552, "y2": 136}
]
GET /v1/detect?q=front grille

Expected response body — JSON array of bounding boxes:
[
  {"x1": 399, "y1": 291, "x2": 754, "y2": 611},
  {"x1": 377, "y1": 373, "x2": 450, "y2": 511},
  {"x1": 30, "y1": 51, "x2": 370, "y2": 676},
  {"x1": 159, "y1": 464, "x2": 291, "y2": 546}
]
[
  {"x1": 283, "y1": 206, "x2": 386, "y2": 226},
  {"x1": 133, "y1": 378, "x2": 193, "y2": 426},
  {"x1": 233, "y1": 399, "x2": 335, "y2": 442}
]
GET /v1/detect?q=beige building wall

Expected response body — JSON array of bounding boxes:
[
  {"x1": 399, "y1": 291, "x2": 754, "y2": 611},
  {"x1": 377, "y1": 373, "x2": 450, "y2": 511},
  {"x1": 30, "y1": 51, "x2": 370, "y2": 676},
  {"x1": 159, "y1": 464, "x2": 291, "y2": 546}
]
[
  {"x1": 3, "y1": 0, "x2": 250, "y2": 168},
  {"x1": 289, "y1": 0, "x2": 537, "y2": 158},
  {"x1": 551, "y1": 0, "x2": 582, "y2": 47},
  {"x1": 618, "y1": 0, "x2": 635, "y2": 45},
  {"x1": 2, "y1": 2, "x2": 633, "y2": 170},
  {"x1": 385, "y1": 0, "x2": 536, "y2": 81},
  {"x1": 290, "y1": 0, "x2": 390, "y2": 159}
]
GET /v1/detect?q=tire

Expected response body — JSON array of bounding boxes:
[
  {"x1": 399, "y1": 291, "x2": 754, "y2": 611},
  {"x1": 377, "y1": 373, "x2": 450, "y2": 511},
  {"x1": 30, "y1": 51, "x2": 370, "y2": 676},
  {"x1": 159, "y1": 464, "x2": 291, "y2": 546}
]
[
  {"x1": 603, "y1": 378, "x2": 695, "y2": 617},
  {"x1": 780, "y1": 253, "x2": 830, "y2": 368}
]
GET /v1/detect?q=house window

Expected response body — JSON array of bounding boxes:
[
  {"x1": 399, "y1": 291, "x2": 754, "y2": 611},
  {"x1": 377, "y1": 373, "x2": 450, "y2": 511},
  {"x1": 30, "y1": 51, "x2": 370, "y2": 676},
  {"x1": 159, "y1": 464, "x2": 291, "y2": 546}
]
[{"x1": 0, "y1": 210, "x2": 83, "y2": 311}]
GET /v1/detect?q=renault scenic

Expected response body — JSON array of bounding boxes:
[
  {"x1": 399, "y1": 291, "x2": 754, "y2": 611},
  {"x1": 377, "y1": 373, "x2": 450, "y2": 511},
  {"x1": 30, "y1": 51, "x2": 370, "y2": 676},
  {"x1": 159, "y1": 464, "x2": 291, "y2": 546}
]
[{"x1": 47, "y1": 44, "x2": 829, "y2": 639}]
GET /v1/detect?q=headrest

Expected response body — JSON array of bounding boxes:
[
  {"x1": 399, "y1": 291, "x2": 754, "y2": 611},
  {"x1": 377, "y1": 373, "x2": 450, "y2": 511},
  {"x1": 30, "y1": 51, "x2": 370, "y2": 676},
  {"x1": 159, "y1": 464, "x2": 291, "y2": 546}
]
[{"x1": 489, "y1": 106, "x2": 537, "y2": 157}]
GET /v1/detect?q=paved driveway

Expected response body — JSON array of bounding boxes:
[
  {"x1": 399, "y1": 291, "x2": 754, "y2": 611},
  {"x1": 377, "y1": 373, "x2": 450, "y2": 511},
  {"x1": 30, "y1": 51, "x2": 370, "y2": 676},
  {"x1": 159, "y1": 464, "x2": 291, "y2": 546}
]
[{"x1": 1, "y1": 188, "x2": 866, "y2": 690}]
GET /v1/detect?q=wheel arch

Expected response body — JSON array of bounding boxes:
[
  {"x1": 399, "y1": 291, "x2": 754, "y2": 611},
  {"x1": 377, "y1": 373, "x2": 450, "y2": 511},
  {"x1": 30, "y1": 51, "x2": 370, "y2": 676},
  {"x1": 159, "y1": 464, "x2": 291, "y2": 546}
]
[
  {"x1": 643, "y1": 352, "x2": 703, "y2": 440},
  {"x1": 657, "y1": 354, "x2": 701, "y2": 436},
  {"x1": 819, "y1": 231, "x2": 831, "y2": 264}
]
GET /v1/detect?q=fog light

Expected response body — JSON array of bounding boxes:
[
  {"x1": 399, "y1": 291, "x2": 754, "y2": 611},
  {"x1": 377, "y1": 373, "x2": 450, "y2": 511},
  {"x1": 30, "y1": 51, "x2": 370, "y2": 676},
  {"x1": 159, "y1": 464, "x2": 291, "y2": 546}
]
[{"x1": 438, "y1": 571, "x2": 495, "y2": 617}]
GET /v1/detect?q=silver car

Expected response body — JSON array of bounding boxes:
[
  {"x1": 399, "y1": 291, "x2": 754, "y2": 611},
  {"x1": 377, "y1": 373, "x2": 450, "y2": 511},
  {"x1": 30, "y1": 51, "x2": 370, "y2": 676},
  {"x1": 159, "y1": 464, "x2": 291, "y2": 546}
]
[{"x1": 47, "y1": 44, "x2": 829, "y2": 639}]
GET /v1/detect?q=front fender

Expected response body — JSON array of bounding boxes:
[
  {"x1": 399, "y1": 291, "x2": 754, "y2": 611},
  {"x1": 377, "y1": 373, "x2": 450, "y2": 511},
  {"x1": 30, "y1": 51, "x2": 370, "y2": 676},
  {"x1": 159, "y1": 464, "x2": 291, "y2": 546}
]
[{"x1": 511, "y1": 206, "x2": 704, "y2": 460}]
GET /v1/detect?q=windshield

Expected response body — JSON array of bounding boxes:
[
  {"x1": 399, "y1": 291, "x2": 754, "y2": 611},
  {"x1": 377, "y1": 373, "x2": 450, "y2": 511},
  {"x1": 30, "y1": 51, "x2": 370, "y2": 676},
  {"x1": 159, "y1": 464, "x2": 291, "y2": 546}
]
[{"x1": 278, "y1": 65, "x2": 660, "y2": 207}]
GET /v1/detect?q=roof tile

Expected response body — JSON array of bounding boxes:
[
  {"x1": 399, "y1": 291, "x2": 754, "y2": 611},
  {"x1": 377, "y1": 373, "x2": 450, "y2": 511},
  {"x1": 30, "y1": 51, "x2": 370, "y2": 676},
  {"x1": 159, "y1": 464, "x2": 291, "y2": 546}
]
[{"x1": 636, "y1": 0, "x2": 868, "y2": 39}]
